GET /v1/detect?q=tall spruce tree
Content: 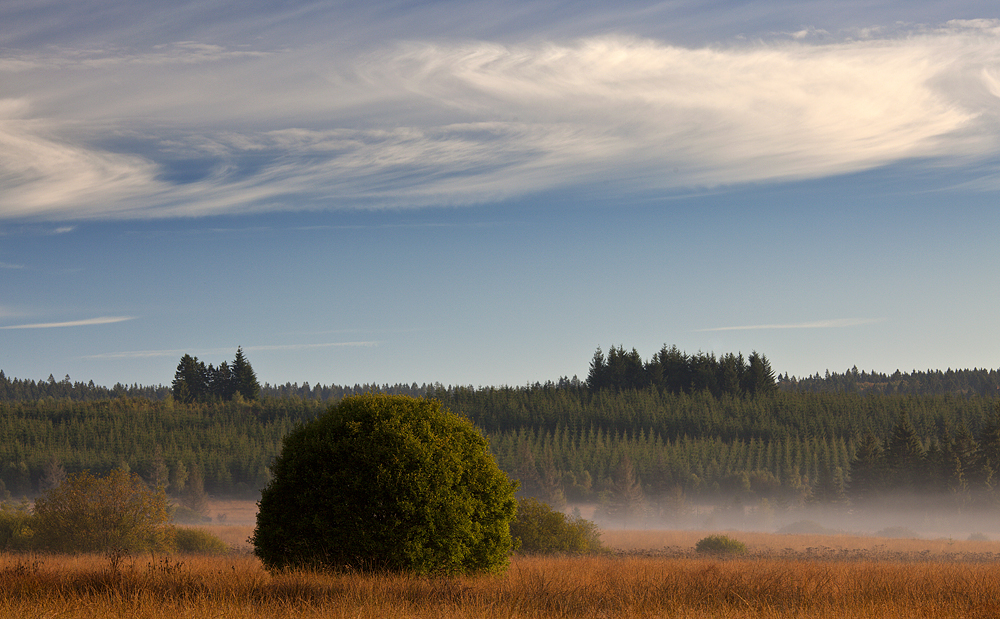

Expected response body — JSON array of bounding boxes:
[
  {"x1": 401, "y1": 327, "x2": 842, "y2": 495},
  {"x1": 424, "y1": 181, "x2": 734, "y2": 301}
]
[
  {"x1": 849, "y1": 433, "x2": 884, "y2": 503},
  {"x1": 172, "y1": 354, "x2": 208, "y2": 403},
  {"x1": 884, "y1": 411, "x2": 926, "y2": 492},
  {"x1": 232, "y1": 346, "x2": 260, "y2": 401}
]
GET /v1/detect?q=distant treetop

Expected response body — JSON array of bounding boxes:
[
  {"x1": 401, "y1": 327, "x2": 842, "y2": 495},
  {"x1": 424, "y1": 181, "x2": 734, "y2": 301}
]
[
  {"x1": 587, "y1": 345, "x2": 777, "y2": 398},
  {"x1": 171, "y1": 347, "x2": 261, "y2": 403}
]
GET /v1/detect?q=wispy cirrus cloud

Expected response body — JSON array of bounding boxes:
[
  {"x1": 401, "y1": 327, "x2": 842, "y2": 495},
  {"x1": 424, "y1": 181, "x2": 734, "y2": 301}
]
[
  {"x1": 696, "y1": 318, "x2": 886, "y2": 332},
  {"x1": 4, "y1": 19, "x2": 1000, "y2": 220},
  {"x1": 0, "y1": 316, "x2": 135, "y2": 329}
]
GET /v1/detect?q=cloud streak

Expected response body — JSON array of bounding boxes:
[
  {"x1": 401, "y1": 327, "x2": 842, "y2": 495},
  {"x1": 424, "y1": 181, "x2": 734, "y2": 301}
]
[
  {"x1": 696, "y1": 318, "x2": 885, "y2": 332},
  {"x1": 0, "y1": 316, "x2": 135, "y2": 329},
  {"x1": 3, "y1": 20, "x2": 1000, "y2": 219}
]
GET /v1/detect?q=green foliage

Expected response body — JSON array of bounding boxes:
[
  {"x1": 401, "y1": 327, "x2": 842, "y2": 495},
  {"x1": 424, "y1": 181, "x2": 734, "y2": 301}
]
[
  {"x1": 0, "y1": 500, "x2": 35, "y2": 551},
  {"x1": 587, "y1": 345, "x2": 776, "y2": 397},
  {"x1": 231, "y1": 346, "x2": 260, "y2": 401},
  {"x1": 252, "y1": 394, "x2": 518, "y2": 575},
  {"x1": 174, "y1": 528, "x2": 230, "y2": 554},
  {"x1": 694, "y1": 534, "x2": 748, "y2": 555},
  {"x1": 510, "y1": 498, "x2": 606, "y2": 554},
  {"x1": 32, "y1": 469, "x2": 174, "y2": 553},
  {"x1": 172, "y1": 348, "x2": 260, "y2": 403}
]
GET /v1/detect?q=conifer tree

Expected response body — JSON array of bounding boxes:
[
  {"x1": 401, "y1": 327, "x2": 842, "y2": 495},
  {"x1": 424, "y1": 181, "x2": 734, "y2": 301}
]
[
  {"x1": 849, "y1": 433, "x2": 884, "y2": 503},
  {"x1": 172, "y1": 354, "x2": 207, "y2": 403},
  {"x1": 884, "y1": 412, "x2": 926, "y2": 492},
  {"x1": 232, "y1": 347, "x2": 260, "y2": 401}
]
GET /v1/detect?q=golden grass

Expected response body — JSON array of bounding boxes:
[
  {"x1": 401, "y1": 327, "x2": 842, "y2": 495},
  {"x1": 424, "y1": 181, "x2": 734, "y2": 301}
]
[
  {"x1": 602, "y1": 528, "x2": 1000, "y2": 558},
  {"x1": 3, "y1": 541, "x2": 1000, "y2": 619},
  {"x1": 186, "y1": 524, "x2": 255, "y2": 551}
]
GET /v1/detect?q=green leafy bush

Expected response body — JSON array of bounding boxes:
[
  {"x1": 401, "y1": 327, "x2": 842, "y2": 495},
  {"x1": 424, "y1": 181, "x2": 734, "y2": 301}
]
[
  {"x1": 175, "y1": 528, "x2": 230, "y2": 554},
  {"x1": 0, "y1": 500, "x2": 35, "y2": 551},
  {"x1": 252, "y1": 394, "x2": 518, "y2": 574},
  {"x1": 694, "y1": 534, "x2": 748, "y2": 555},
  {"x1": 510, "y1": 498, "x2": 606, "y2": 554},
  {"x1": 33, "y1": 469, "x2": 174, "y2": 553}
]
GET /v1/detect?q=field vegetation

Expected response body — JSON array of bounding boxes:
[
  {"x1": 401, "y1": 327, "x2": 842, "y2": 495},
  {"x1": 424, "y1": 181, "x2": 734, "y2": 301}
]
[{"x1": 3, "y1": 531, "x2": 1000, "y2": 618}]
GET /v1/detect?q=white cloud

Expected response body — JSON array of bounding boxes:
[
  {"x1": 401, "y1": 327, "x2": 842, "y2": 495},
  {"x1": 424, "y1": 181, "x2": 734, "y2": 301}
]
[
  {"x1": 3, "y1": 20, "x2": 1000, "y2": 219},
  {"x1": 696, "y1": 318, "x2": 885, "y2": 332},
  {"x1": 0, "y1": 316, "x2": 135, "y2": 329}
]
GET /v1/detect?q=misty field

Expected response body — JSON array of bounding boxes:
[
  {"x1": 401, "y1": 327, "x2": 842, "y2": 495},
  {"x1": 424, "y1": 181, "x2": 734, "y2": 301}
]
[{"x1": 3, "y1": 528, "x2": 1000, "y2": 618}]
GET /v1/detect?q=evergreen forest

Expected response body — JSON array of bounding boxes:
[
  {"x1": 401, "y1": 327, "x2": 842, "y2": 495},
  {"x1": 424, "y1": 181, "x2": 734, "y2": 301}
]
[{"x1": 2, "y1": 345, "x2": 1000, "y2": 523}]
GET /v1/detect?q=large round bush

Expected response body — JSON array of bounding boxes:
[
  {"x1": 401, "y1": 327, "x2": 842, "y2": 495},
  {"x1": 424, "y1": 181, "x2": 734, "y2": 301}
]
[{"x1": 252, "y1": 394, "x2": 518, "y2": 574}]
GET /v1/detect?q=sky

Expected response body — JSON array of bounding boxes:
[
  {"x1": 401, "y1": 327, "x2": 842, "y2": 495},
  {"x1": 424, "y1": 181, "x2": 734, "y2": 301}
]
[{"x1": 2, "y1": 0, "x2": 1000, "y2": 389}]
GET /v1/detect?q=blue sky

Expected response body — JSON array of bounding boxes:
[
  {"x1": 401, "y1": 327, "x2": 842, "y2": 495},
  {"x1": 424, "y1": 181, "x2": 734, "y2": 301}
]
[{"x1": 2, "y1": 1, "x2": 999, "y2": 388}]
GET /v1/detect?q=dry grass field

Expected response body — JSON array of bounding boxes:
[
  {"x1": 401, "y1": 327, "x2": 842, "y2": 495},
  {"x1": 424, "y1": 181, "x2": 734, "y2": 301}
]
[{"x1": 3, "y1": 523, "x2": 1000, "y2": 618}]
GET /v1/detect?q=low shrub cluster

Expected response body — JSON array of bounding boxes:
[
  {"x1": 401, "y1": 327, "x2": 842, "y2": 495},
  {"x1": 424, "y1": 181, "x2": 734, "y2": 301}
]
[
  {"x1": 694, "y1": 534, "x2": 748, "y2": 555},
  {"x1": 510, "y1": 497, "x2": 606, "y2": 554},
  {"x1": 0, "y1": 500, "x2": 34, "y2": 551},
  {"x1": 174, "y1": 528, "x2": 231, "y2": 554},
  {"x1": 33, "y1": 469, "x2": 173, "y2": 553},
  {"x1": 0, "y1": 470, "x2": 228, "y2": 555}
]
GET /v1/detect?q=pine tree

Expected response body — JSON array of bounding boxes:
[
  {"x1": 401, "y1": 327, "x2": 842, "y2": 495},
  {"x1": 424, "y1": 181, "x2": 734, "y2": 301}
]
[
  {"x1": 849, "y1": 433, "x2": 884, "y2": 503},
  {"x1": 232, "y1": 347, "x2": 260, "y2": 401},
  {"x1": 210, "y1": 361, "x2": 235, "y2": 400},
  {"x1": 172, "y1": 354, "x2": 207, "y2": 403},
  {"x1": 587, "y1": 348, "x2": 607, "y2": 391},
  {"x1": 884, "y1": 412, "x2": 926, "y2": 492},
  {"x1": 743, "y1": 352, "x2": 777, "y2": 397}
]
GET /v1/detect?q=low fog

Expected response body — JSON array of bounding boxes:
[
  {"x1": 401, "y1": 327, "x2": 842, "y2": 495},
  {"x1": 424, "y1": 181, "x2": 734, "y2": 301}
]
[{"x1": 579, "y1": 493, "x2": 1000, "y2": 541}]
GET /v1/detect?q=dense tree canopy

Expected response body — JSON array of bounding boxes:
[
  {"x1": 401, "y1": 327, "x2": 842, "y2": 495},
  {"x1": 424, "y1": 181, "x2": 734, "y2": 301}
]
[
  {"x1": 587, "y1": 345, "x2": 776, "y2": 397},
  {"x1": 172, "y1": 347, "x2": 260, "y2": 403}
]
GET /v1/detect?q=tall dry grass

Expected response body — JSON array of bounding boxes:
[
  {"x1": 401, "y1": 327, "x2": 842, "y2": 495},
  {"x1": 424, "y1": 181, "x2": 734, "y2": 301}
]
[{"x1": 2, "y1": 547, "x2": 1000, "y2": 618}]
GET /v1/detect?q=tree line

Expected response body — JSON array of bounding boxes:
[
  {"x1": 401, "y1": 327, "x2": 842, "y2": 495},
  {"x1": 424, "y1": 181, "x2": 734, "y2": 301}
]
[
  {"x1": 5, "y1": 347, "x2": 998, "y2": 404},
  {"x1": 1, "y1": 380, "x2": 998, "y2": 508},
  {"x1": 587, "y1": 345, "x2": 777, "y2": 398},
  {"x1": 780, "y1": 366, "x2": 1000, "y2": 397},
  {"x1": 1, "y1": 344, "x2": 999, "y2": 516}
]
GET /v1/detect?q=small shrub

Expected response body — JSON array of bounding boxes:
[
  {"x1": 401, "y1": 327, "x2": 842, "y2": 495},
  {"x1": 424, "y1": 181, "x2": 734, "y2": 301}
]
[
  {"x1": 510, "y1": 497, "x2": 606, "y2": 554},
  {"x1": 695, "y1": 534, "x2": 748, "y2": 555},
  {"x1": 175, "y1": 528, "x2": 230, "y2": 554},
  {"x1": 33, "y1": 469, "x2": 174, "y2": 553},
  {"x1": 874, "y1": 526, "x2": 919, "y2": 539},
  {"x1": 0, "y1": 501, "x2": 35, "y2": 551}
]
